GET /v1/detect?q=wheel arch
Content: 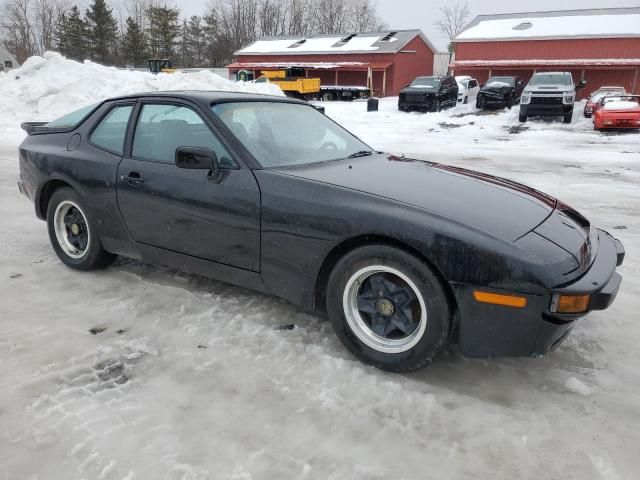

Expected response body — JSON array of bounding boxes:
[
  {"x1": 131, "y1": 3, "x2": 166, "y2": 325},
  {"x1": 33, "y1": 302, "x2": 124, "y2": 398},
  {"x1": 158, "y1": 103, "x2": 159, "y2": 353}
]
[
  {"x1": 35, "y1": 178, "x2": 74, "y2": 220},
  {"x1": 313, "y1": 234, "x2": 458, "y2": 322}
]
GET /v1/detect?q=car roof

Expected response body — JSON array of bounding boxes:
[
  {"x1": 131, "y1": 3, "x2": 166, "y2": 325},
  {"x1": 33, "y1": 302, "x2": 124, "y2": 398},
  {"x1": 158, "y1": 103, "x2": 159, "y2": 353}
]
[{"x1": 105, "y1": 90, "x2": 302, "y2": 106}]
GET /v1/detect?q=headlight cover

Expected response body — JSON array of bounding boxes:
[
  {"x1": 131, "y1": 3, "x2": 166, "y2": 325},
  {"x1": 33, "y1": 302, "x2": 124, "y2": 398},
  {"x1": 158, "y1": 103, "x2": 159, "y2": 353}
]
[{"x1": 521, "y1": 94, "x2": 531, "y2": 104}]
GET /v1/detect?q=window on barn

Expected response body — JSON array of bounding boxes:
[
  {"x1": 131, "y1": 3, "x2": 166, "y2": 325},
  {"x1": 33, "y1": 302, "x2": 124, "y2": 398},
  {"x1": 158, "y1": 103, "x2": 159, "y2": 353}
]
[
  {"x1": 379, "y1": 32, "x2": 397, "y2": 42},
  {"x1": 512, "y1": 22, "x2": 533, "y2": 30},
  {"x1": 337, "y1": 34, "x2": 357, "y2": 44}
]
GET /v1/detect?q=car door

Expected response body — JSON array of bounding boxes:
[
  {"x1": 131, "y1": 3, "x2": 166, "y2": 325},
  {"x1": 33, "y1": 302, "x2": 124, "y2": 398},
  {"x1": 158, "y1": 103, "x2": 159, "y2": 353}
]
[
  {"x1": 444, "y1": 78, "x2": 457, "y2": 107},
  {"x1": 468, "y1": 79, "x2": 480, "y2": 101},
  {"x1": 116, "y1": 99, "x2": 261, "y2": 272}
]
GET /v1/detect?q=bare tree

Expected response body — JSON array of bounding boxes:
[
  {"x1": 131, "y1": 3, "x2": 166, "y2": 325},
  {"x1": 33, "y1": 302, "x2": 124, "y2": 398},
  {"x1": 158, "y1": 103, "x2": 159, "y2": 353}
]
[
  {"x1": 434, "y1": 2, "x2": 470, "y2": 53},
  {"x1": 1, "y1": 0, "x2": 36, "y2": 62}
]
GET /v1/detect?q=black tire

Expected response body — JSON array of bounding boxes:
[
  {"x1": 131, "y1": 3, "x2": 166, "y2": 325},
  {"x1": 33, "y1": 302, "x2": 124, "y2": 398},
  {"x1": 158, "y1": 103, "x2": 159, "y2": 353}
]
[
  {"x1": 47, "y1": 187, "x2": 116, "y2": 270},
  {"x1": 506, "y1": 96, "x2": 513, "y2": 109},
  {"x1": 322, "y1": 92, "x2": 336, "y2": 102},
  {"x1": 563, "y1": 111, "x2": 573, "y2": 124},
  {"x1": 463, "y1": 96, "x2": 468, "y2": 104},
  {"x1": 519, "y1": 112, "x2": 527, "y2": 123},
  {"x1": 476, "y1": 96, "x2": 484, "y2": 109},
  {"x1": 326, "y1": 245, "x2": 451, "y2": 372}
]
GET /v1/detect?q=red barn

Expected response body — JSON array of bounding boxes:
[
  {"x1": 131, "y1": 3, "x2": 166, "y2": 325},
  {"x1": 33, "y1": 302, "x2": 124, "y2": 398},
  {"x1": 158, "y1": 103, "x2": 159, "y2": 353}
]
[
  {"x1": 451, "y1": 7, "x2": 640, "y2": 98},
  {"x1": 228, "y1": 30, "x2": 436, "y2": 97}
]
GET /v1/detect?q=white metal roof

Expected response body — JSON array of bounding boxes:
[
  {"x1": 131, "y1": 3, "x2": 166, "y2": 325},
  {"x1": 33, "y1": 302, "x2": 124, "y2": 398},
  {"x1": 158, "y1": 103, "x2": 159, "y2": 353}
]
[
  {"x1": 456, "y1": 7, "x2": 640, "y2": 42},
  {"x1": 236, "y1": 30, "x2": 436, "y2": 55}
]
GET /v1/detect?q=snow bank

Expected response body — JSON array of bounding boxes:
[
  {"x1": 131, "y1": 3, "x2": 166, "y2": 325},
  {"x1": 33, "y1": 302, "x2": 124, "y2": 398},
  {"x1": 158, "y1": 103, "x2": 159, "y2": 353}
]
[{"x1": 0, "y1": 52, "x2": 282, "y2": 143}]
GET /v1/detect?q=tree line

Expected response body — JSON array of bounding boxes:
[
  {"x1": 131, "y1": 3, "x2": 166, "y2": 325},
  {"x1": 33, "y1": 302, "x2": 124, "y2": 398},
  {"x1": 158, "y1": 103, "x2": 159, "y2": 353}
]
[{"x1": 1, "y1": 0, "x2": 384, "y2": 68}]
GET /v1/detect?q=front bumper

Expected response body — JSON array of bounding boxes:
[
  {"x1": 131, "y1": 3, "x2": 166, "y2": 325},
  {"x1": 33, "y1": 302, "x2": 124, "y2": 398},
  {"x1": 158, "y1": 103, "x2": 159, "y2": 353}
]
[
  {"x1": 478, "y1": 93, "x2": 507, "y2": 105},
  {"x1": 454, "y1": 229, "x2": 624, "y2": 358},
  {"x1": 521, "y1": 103, "x2": 573, "y2": 116}
]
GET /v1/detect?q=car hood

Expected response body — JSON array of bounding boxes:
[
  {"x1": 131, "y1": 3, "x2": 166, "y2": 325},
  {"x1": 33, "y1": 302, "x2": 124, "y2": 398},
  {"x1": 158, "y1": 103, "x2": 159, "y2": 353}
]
[
  {"x1": 480, "y1": 83, "x2": 513, "y2": 94},
  {"x1": 271, "y1": 154, "x2": 557, "y2": 242},
  {"x1": 399, "y1": 86, "x2": 438, "y2": 95}
]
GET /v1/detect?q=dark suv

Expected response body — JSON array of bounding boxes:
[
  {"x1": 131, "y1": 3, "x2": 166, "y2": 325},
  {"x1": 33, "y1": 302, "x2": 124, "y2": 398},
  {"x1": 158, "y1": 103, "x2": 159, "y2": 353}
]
[
  {"x1": 398, "y1": 76, "x2": 458, "y2": 112},
  {"x1": 476, "y1": 76, "x2": 524, "y2": 109}
]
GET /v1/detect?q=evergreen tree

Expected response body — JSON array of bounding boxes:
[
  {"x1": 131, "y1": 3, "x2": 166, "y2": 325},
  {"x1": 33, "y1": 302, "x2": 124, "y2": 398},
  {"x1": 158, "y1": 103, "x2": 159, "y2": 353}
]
[
  {"x1": 147, "y1": 5, "x2": 180, "y2": 59},
  {"x1": 186, "y1": 16, "x2": 205, "y2": 67},
  {"x1": 57, "y1": 6, "x2": 89, "y2": 62},
  {"x1": 85, "y1": 0, "x2": 118, "y2": 64},
  {"x1": 121, "y1": 17, "x2": 147, "y2": 67}
]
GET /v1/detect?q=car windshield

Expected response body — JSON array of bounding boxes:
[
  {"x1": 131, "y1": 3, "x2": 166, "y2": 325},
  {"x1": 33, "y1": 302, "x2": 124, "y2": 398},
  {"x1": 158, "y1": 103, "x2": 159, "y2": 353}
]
[
  {"x1": 45, "y1": 103, "x2": 99, "y2": 128},
  {"x1": 528, "y1": 74, "x2": 572, "y2": 86},
  {"x1": 486, "y1": 77, "x2": 515, "y2": 87},
  {"x1": 211, "y1": 101, "x2": 372, "y2": 168},
  {"x1": 410, "y1": 77, "x2": 440, "y2": 89}
]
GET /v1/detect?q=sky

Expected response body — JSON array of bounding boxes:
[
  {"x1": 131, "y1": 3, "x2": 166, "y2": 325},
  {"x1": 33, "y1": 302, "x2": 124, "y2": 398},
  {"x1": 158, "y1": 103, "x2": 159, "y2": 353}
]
[{"x1": 178, "y1": 0, "x2": 639, "y2": 51}]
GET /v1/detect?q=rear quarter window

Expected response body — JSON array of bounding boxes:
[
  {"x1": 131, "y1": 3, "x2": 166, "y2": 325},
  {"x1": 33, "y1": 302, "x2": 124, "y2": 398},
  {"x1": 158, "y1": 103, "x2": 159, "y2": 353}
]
[
  {"x1": 46, "y1": 103, "x2": 99, "y2": 128},
  {"x1": 90, "y1": 105, "x2": 134, "y2": 154}
]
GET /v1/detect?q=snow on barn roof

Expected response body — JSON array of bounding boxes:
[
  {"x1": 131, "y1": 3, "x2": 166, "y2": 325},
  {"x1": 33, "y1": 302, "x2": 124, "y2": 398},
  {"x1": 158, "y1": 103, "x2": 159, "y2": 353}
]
[
  {"x1": 235, "y1": 30, "x2": 436, "y2": 55},
  {"x1": 456, "y1": 7, "x2": 640, "y2": 42}
]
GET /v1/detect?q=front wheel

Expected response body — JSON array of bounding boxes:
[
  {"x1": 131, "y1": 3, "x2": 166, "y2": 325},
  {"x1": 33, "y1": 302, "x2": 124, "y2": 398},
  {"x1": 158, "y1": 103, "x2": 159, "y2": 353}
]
[
  {"x1": 519, "y1": 112, "x2": 527, "y2": 123},
  {"x1": 476, "y1": 96, "x2": 484, "y2": 109},
  {"x1": 563, "y1": 111, "x2": 573, "y2": 124},
  {"x1": 326, "y1": 245, "x2": 451, "y2": 372},
  {"x1": 47, "y1": 187, "x2": 116, "y2": 270}
]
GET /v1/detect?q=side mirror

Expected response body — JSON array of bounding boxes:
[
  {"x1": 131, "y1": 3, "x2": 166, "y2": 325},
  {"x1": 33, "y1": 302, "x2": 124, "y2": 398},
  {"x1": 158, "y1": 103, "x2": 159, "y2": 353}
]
[
  {"x1": 517, "y1": 80, "x2": 524, "y2": 86},
  {"x1": 314, "y1": 105, "x2": 326, "y2": 114},
  {"x1": 175, "y1": 146, "x2": 218, "y2": 171},
  {"x1": 577, "y1": 80, "x2": 587, "y2": 89}
]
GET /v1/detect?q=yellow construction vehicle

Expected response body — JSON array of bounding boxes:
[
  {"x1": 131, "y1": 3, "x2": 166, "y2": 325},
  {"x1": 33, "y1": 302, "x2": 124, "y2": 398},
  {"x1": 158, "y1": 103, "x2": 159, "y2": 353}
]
[
  {"x1": 255, "y1": 68, "x2": 321, "y2": 99},
  {"x1": 148, "y1": 59, "x2": 177, "y2": 74}
]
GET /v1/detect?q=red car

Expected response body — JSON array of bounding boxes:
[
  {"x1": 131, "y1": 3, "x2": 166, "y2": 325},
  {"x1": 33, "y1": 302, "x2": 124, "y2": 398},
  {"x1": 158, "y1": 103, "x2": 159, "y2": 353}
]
[
  {"x1": 593, "y1": 95, "x2": 640, "y2": 130},
  {"x1": 584, "y1": 86, "x2": 626, "y2": 117}
]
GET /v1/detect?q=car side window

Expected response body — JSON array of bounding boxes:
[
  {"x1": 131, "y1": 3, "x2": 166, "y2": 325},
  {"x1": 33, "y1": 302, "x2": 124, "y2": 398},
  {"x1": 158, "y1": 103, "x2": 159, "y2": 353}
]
[
  {"x1": 132, "y1": 103, "x2": 236, "y2": 167},
  {"x1": 90, "y1": 105, "x2": 133, "y2": 154}
]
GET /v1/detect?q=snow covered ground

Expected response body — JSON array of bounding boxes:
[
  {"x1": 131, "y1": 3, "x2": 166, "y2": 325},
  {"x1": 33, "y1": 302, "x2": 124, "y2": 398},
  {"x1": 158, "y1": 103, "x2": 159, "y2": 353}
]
[{"x1": 1, "y1": 56, "x2": 640, "y2": 480}]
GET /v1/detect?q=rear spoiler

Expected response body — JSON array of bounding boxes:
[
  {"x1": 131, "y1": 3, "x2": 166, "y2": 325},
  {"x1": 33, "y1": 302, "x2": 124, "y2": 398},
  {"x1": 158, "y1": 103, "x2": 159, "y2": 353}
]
[{"x1": 21, "y1": 122, "x2": 71, "y2": 135}]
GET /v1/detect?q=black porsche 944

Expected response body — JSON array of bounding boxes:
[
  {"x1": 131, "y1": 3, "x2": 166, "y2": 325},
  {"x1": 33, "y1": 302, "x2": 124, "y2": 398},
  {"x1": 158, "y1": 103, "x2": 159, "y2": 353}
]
[{"x1": 17, "y1": 91, "x2": 624, "y2": 372}]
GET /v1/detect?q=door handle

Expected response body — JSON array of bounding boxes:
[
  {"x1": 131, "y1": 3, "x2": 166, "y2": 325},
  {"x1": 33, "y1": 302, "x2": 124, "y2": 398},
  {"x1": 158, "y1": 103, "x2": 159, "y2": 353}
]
[{"x1": 120, "y1": 172, "x2": 145, "y2": 185}]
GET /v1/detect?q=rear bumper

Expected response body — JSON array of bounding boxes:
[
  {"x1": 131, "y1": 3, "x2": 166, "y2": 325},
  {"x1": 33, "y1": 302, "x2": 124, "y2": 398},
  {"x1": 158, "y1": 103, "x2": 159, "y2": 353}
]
[
  {"x1": 17, "y1": 179, "x2": 30, "y2": 199},
  {"x1": 521, "y1": 104, "x2": 573, "y2": 116},
  {"x1": 455, "y1": 229, "x2": 624, "y2": 358}
]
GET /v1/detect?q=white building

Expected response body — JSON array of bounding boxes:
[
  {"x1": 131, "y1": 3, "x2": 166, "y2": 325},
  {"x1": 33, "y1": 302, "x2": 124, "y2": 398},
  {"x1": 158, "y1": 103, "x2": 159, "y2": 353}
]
[{"x1": 0, "y1": 45, "x2": 19, "y2": 72}]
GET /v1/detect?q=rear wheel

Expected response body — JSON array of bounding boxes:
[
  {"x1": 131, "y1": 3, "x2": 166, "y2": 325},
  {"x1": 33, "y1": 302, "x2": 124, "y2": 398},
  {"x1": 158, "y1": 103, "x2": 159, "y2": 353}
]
[
  {"x1": 47, "y1": 187, "x2": 116, "y2": 270},
  {"x1": 326, "y1": 245, "x2": 451, "y2": 372}
]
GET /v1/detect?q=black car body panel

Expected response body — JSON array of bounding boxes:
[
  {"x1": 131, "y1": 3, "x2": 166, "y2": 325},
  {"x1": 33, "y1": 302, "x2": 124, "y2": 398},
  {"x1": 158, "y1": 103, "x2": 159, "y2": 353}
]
[
  {"x1": 398, "y1": 76, "x2": 459, "y2": 112},
  {"x1": 18, "y1": 91, "x2": 624, "y2": 359},
  {"x1": 476, "y1": 77, "x2": 524, "y2": 108}
]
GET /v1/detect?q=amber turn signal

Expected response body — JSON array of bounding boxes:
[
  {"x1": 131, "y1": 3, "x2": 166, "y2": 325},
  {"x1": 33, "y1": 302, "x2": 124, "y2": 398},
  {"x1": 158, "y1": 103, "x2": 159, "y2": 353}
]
[
  {"x1": 473, "y1": 291, "x2": 527, "y2": 308},
  {"x1": 553, "y1": 294, "x2": 591, "y2": 314}
]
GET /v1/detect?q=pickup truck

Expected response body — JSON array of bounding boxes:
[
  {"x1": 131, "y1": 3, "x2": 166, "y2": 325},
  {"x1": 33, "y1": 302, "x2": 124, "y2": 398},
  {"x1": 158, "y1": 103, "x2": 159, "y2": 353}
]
[{"x1": 519, "y1": 72, "x2": 586, "y2": 123}]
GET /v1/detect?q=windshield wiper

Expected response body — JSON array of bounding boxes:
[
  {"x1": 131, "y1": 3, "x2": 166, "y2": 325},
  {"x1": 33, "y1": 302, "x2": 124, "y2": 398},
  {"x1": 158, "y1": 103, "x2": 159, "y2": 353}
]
[{"x1": 347, "y1": 150, "x2": 374, "y2": 159}]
